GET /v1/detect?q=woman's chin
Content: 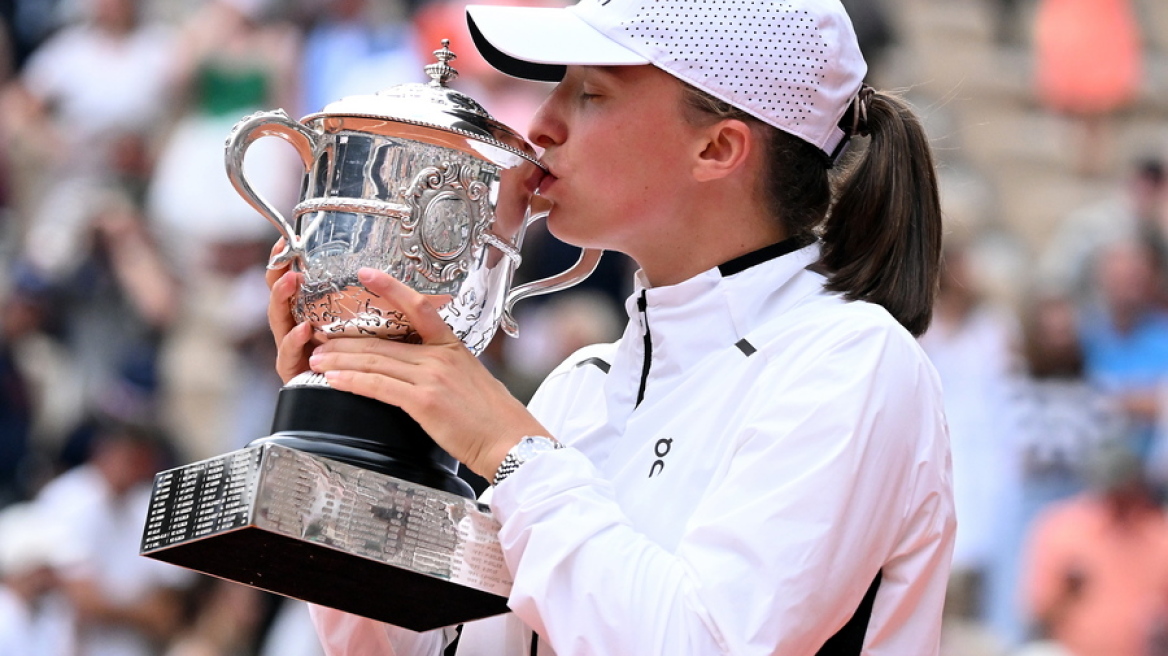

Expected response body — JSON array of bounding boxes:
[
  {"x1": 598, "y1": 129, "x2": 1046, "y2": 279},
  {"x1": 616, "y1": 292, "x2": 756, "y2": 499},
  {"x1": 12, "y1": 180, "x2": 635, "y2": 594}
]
[{"x1": 545, "y1": 213, "x2": 600, "y2": 250}]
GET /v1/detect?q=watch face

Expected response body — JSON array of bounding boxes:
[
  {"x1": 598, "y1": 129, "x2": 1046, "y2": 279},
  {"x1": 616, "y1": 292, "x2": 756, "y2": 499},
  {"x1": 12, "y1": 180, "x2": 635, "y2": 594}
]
[{"x1": 515, "y1": 436, "x2": 560, "y2": 461}]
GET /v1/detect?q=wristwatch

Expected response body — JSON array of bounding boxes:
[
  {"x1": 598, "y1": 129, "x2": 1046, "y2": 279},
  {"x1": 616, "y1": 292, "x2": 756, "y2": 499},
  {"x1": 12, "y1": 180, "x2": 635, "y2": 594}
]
[{"x1": 493, "y1": 436, "x2": 564, "y2": 486}]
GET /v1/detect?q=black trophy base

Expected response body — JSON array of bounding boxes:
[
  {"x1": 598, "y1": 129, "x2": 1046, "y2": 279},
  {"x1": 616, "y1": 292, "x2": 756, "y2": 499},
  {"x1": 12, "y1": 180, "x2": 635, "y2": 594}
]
[
  {"x1": 255, "y1": 383, "x2": 474, "y2": 499},
  {"x1": 148, "y1": 526, "x2": 508, "y2": 631}
]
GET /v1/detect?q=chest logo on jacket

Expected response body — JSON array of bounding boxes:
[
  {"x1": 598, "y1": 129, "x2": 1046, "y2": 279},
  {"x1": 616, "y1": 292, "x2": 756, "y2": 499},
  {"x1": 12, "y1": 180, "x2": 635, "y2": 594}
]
[{"x1": 648, "y1": 438, "x2": 673, "y2": 478}]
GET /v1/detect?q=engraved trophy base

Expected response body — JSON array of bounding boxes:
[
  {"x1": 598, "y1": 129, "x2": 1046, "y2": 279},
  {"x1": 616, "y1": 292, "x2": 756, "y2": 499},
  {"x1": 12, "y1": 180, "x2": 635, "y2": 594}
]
[{"x1": 140, "y1": 443, "x2": 512, "y2": 631}]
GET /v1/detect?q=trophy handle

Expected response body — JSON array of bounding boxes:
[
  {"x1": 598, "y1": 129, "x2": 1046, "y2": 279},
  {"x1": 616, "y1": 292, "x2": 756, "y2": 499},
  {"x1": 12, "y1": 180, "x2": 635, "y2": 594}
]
[
  {"x1": 224, "y1": 109, "x2": 319, "y2": 267},
  {"x1": 500, "y1": 204, "x2": 603, "y2": 338}
]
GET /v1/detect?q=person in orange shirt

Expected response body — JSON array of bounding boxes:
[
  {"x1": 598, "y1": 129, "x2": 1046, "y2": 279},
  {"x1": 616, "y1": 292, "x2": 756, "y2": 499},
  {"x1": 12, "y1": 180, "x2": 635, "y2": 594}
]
[{"x1": 1021, "y1": 441, "x2": 1168, "y2": 656}]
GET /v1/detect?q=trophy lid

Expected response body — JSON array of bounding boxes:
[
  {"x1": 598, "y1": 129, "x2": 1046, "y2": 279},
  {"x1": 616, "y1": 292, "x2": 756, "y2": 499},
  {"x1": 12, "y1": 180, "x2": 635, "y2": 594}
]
[{"x1": 302, "y1": 40, "x2": 541, "y2": 168}]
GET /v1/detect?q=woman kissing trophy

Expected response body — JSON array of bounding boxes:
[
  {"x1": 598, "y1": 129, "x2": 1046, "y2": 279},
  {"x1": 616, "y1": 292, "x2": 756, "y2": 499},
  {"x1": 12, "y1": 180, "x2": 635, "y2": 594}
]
[{"x1": 139, "y1": 41, "x2": 600, "y2": 631}]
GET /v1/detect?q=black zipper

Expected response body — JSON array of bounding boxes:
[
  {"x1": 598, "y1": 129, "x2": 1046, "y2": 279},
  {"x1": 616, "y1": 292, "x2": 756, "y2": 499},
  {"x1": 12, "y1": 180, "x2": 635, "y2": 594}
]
[{"x1": 636, "y1": 290, "x2": 652, "y2": 407}]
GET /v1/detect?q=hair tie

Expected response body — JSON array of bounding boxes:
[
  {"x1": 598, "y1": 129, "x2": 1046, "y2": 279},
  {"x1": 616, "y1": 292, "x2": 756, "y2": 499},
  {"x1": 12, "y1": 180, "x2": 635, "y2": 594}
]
[{"x1": 852, "y1": 85, "x2": 875, "y2": 138}]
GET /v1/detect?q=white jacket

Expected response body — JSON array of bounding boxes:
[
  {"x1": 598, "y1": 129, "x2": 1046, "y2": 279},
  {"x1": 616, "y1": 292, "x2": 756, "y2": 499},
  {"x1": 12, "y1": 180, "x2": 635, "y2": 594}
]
[{"x1": 312, "y1": 241, "x2": 956, "y2": 656}]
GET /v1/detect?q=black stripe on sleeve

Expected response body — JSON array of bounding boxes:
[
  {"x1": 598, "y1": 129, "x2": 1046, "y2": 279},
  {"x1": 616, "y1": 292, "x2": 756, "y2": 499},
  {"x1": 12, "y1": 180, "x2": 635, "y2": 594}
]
[
  {"x1": 815, "y1": 570, "x2": 883, "y2": 656},
  {"x1": 575, "y1": 357, "x2": 611, "y2": 373}
]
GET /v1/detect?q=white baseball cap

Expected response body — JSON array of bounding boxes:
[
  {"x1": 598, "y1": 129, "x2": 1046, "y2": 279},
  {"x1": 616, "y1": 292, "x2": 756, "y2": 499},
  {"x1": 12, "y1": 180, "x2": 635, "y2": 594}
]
[{"x1": 466, "y1": 0, "x2": 867, "y2": 158}]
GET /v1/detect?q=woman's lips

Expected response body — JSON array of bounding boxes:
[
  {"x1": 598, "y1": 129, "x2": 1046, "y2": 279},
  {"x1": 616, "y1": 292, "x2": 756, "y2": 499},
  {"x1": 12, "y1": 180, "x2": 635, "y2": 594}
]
[
  {"x1": 537, "y1": 171, "x2": 558, "y2": 194},
  {"x1": 524, "y1": 165, "x2": 557, "y2": 196}
]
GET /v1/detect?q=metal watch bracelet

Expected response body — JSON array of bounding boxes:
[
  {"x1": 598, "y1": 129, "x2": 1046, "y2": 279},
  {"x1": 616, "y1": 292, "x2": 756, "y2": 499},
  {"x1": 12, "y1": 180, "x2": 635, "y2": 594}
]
[{"x1": 493, "y1": 436, "x2": 564, "y2": 486}]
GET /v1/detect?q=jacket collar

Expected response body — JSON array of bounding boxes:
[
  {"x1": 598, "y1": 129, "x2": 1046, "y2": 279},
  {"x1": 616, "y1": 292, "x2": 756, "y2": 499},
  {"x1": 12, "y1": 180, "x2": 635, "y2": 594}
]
[{"x1": 621, "y1": 239, "x2": 823, "y2": 381}]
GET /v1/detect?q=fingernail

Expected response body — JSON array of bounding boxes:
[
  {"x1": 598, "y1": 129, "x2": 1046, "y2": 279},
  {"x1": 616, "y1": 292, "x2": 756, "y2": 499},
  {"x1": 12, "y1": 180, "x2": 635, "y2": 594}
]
[
  {"x1": 357, "y1": 268, "x2": 376, "y2": 283},
  {"x1": 309, "y1": 354, "x2": 322, "y2": 367},
  {"x1": 324, "y1": 370, "x2": 340, "y2": 382}
]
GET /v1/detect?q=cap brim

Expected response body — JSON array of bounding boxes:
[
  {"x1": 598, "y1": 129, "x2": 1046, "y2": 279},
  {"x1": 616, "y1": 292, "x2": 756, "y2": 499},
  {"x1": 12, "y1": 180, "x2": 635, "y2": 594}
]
[{"x1": 466, "y1": 5, "x2": 650, "y2": 82}]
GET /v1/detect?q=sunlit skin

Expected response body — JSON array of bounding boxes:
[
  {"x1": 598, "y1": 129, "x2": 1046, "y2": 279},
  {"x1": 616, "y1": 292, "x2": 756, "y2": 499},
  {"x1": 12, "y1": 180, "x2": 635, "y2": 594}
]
[{"x1": 267, "y1": 65, "x2": 788, "y2": 479}]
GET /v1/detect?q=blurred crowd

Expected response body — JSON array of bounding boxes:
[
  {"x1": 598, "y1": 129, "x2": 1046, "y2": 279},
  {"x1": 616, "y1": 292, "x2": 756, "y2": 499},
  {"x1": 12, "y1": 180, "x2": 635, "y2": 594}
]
[
  {"x1": 0, "y1": 0, "x2": 1164, "y2": 655},
  {"x1": 0, "y1": 0, "x2": 631, "y2": 654}
]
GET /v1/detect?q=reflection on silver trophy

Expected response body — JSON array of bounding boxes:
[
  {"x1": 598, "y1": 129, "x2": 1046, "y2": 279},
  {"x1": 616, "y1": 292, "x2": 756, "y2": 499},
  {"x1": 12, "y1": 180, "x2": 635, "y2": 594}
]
[{"x1": 139, "y1": 42, "x2": 600, "y2": 630}]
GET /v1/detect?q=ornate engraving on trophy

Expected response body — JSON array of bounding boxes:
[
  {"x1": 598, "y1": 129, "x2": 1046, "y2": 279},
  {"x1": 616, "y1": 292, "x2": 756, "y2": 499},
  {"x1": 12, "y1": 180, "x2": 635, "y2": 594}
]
[
  {"x1": 400, "y1": 161, "x2": 492, "y2": 288},
  {"x1": 420, "y1": 192, "x2": 471, "y2": 259}
]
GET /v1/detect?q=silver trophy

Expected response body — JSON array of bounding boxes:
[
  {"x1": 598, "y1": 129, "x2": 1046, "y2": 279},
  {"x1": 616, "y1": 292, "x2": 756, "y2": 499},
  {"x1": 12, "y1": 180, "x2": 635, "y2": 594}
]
[{"x1": 140, "y1": 42, "x2": 600, "y2": 630}]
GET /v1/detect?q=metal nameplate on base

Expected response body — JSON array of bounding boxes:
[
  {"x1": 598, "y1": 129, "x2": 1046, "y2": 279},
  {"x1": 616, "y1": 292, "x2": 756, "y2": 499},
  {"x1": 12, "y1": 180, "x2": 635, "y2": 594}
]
[{"x1": 140, "y1": 443, "x2": 512, "y2": 631}]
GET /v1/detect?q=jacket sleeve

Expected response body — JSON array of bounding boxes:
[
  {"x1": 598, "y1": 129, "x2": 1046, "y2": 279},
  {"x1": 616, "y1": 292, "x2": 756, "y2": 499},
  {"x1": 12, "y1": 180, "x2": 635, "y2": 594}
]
[
  {"x1": 307, "y1": 604, "x2": 454, "y2": 656},
  {"x1": 490, "y1": 325, "x2": 953, "y2": 655}
]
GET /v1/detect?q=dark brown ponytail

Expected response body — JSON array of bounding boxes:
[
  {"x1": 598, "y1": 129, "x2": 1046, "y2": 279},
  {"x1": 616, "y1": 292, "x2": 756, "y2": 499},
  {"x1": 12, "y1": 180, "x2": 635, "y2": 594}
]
[
  {"x1": 820, "y1": 91, "x2": 943, "y2": 337},
  {"x1": 682, "y1": 84, "x2": 942, "y2": 336}
]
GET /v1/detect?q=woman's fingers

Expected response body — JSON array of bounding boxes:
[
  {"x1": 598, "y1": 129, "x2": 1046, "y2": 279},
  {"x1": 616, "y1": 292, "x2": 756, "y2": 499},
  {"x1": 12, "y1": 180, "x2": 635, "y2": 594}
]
[
  {"x1": 264, "y1": 238, "x2": 288, "y2": 290},
  {"x1": 267, "y1": 270, "x2": 302, "y2": 345},
  {"x1": 277, "y1": 321, "x2": 314, "y2": 383},
  {"x1": 357, "y1": 268, "x2": 459, "y2": 346},
  {"x1": 310, "y1": 343, "x2": 424, "y2": 380},
  {"x1": 319, "y1": 368, "x2": 415, "y2": 408}
]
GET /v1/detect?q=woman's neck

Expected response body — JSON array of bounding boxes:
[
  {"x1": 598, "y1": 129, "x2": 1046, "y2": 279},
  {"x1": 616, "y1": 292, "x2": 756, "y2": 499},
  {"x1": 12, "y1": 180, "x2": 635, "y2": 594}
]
[{"x1": 635, "y1": 196, "x2": 785, "y2": 287}]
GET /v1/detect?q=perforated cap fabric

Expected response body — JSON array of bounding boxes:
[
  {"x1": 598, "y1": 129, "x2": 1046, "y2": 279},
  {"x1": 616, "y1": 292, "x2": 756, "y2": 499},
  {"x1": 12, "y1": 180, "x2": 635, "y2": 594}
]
[{"x1": 466, "y1": 0, "x2": 867, "y2": 157}]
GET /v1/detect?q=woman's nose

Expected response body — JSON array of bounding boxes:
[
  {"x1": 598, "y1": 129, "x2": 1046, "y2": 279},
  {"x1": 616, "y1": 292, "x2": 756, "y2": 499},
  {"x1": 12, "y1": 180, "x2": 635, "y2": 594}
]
[{"x1": 527, "y1": 96, "x2": 564, "y2": 150}]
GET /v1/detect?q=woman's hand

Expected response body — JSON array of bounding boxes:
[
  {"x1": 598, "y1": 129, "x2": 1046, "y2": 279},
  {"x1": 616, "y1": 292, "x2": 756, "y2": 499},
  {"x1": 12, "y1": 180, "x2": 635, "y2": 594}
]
[
  {"x1": 307, "y1": 267, "x2": 550, "y2": 480},
  {"x1": 265, "y1": 239, "x2": 313, "y2": 383}
]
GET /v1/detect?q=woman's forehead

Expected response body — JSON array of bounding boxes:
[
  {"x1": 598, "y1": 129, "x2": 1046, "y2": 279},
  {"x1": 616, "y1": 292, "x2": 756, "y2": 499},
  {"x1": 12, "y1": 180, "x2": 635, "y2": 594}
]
[{"x1": 565, "y1": 64, "x2": 672, "y2": 86}]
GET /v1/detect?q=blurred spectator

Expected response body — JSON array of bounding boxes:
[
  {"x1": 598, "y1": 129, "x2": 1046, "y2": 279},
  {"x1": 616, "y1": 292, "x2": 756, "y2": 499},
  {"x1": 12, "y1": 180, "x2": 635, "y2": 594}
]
[
  {"x1": 1015, "y1": 292, "x2": 1129, "y2": 511},
  {"x1": 1019, "y1": 440, "x2": 1168, "y2": 656},
  {"x1": 1033, "y1": 0, "x2": 1143, "y2": 176},
  {"x1": 146, "y1": 0, "x2": 296, "y2": 278},
  {"x1": 0, "y1": 0, "x2": 180, "y2": 455},
  {"x1": 4, "y1": 188, "x2": 179, "y2": 472},
  {"x1": 34, "y1": 419, "x2": 193, "y2": 656},
  {"x1": 1038, "y1": 157, "x2": 1168, "y2": 303},
  {"x1": 164, "y1": 579, "x2": 266, "y2": 656},
  {"x1": 0, "y1": 265, "x2": 83, "y2": 504},
  {"x1": 0, "y1": 502, "x2": 76, "y2": 656},
  {"x1": 919, "y1": 241, "x2": 1021, "y2": 627},
  {"x1": 1078, "y1": 239, "x2": 1168, "y2": 464},
  {"x1": 217, "y1": 262, "x2": 283, "y2": 452},
  {"x1": 0, "y1": 281, "x2": 35, "y2": 504},
  {"x1": 987, "y1": 292, "x2": 1132, "y2": 649},
  {"x1": 2, "y1": 0, "x2": 174, "y2": 243},
  {"x1": 146, "y1": 0, "x2": 296, "y2": 460},
  {"x1": 298, "y1": 0, "x2": 420, "y2": 115}
]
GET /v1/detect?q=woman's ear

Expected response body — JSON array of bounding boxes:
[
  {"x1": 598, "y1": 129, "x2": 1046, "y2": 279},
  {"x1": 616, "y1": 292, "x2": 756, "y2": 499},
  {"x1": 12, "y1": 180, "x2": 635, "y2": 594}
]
[{"x1": 693, "y1": 119, "x2": 754, "y2": 182}]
